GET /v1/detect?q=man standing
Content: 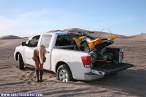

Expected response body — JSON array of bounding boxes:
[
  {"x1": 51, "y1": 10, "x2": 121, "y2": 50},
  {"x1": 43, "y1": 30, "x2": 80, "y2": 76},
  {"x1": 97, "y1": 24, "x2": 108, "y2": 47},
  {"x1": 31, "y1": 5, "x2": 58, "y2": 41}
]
[{"x1": 32, "y1": 45, "x2": 46, "y2": 82}]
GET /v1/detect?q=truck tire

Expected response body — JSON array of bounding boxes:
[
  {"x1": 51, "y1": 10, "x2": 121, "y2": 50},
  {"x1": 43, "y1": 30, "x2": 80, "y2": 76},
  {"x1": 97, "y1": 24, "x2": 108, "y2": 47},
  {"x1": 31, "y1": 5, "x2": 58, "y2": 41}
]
[
  {"x1": 17, "y1": 54, "x2": 25, "y2": 70},
  {"x1": 57, "y1": 64, "x2": 73, "y2": 82}
]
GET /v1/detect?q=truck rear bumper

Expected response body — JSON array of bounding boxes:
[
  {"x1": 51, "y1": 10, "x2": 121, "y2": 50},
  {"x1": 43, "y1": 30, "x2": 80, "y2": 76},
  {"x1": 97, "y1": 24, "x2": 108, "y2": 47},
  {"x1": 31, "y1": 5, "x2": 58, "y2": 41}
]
[{"x1": 84, "y1": 63, "x2": 133, "y2": 80}]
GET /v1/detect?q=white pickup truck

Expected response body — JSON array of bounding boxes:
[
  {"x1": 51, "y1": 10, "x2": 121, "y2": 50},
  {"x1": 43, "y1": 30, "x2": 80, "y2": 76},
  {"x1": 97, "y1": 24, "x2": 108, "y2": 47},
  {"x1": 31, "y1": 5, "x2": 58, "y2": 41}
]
[{"x1": 14, "y1": 31, "x2": 133, "y2": 82}]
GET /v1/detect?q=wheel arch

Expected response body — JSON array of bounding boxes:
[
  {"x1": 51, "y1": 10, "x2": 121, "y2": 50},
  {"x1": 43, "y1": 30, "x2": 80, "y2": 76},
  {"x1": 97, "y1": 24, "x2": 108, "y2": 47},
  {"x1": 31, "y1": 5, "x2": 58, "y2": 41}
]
[
  {"x1": 15, "y1": 52, "x2": 21, "y2": 61},
  {"x1": 55, "y1": 61, "x2": 71, "y2": 73}
]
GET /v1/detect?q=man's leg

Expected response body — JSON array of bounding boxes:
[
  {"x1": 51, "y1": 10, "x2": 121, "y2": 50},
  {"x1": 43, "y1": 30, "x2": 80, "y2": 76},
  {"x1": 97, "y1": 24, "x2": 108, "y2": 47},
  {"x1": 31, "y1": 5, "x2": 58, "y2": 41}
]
[
  {"x1": 39, "y1": 64, "x2": 43, "y2": 82},
  {"x1": 35, "y1": 63, "x2": 40, "y2": 82}
]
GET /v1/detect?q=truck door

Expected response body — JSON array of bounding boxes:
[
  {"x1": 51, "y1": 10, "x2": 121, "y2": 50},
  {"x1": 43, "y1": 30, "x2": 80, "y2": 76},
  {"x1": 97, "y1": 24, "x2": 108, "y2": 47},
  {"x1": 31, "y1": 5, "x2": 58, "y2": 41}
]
[
  {"x1": 24, "y1": 35, "x2": 40, "y2": 66},
  {"x1": 39, "y1": 34, "x2": 52, "y2": 70}
]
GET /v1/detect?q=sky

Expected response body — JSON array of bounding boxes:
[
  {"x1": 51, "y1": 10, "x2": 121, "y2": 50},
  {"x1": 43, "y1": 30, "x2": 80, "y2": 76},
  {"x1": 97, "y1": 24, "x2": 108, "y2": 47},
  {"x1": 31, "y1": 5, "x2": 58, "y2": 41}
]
[{"x1": 0, "y1": 0, "x2": 146, "y2": 37}]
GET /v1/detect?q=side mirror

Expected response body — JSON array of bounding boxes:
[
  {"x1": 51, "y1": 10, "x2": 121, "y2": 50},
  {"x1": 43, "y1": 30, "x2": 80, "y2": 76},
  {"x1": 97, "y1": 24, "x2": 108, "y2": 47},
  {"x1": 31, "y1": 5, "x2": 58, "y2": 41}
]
[{"x1": 22, "y1": 42, "x2": 26, "y2": 46}]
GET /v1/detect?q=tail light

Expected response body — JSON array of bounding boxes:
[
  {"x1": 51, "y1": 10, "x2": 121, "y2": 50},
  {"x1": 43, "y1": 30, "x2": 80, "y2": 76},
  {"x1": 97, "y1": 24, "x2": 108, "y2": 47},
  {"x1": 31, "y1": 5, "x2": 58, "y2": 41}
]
[{"x1": 81, "y1": 56, "x2": 92, "y2": 68}]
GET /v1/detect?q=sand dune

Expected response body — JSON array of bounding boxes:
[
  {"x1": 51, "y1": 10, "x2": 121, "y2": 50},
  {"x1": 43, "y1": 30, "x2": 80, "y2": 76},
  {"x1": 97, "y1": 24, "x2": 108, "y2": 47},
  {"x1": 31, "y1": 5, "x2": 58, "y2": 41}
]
[
  {"x1": 48, "y1": 28, "x2": 126, "y2": 38},
  {"x1": 0, "y1": 39, "x2": 24, "y2": 48},
  {"x1": 0, "y1": 35, "x2": 22, "y2": 40},
  {"x1": 128, "y1": 33, "x2": 146, "y2": 40}
]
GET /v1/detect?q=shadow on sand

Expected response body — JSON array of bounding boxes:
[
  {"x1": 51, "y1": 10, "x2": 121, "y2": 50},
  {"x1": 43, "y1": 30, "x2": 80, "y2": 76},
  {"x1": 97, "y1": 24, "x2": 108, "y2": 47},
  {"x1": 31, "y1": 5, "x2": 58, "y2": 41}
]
[
  {"x1": 13, "y1": 64, "x2": 146, "y2": 97},
  {"x1": 84, "y1": 68, "x2": 146, "y2": 97}
]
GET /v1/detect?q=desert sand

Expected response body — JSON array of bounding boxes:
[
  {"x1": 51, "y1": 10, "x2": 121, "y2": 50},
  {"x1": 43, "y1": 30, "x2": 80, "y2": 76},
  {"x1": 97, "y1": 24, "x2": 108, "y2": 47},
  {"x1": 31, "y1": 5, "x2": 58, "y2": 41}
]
[{"x1": 0, "y1": 37, "x2": 146, "y2": 97}]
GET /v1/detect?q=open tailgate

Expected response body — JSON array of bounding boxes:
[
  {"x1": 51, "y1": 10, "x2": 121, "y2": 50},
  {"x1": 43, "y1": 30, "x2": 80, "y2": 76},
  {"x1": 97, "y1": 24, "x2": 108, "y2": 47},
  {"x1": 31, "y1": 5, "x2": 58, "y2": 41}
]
[{"x1": 92, "y1": 63, "x2": 134, "y2": 75}]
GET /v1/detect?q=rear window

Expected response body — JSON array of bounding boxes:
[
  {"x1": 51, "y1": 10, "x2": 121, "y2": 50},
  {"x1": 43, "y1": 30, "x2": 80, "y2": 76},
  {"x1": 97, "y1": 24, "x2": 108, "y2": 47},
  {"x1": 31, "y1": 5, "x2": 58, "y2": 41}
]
[
  {"x1": 55, "y1": 35, "x2": 79, "y2": 46},
  {"x1": 40, "y1": 35, "x2": 52, "y2": 48}
]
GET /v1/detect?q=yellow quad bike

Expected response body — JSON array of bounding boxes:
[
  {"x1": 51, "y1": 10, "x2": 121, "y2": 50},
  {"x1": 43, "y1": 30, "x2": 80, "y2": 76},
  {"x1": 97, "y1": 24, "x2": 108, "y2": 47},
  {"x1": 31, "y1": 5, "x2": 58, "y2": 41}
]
[{"x1": 73, "y1": 35, "x2": 118, "y2": 51}]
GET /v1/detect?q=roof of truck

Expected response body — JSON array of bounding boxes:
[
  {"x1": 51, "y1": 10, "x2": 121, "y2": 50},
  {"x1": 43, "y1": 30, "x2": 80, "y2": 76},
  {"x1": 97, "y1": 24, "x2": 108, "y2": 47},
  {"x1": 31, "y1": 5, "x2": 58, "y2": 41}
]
[
  {"x1": 46, "y1": 31, "x2": 66, "y2": 35},
  {"x1": 46, "y1": 31, "x2": 80, "y2": 35}
]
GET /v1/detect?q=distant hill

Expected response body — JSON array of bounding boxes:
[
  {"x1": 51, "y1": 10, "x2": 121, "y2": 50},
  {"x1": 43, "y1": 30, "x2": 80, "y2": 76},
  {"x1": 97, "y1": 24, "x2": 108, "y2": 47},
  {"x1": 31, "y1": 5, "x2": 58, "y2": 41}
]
[
  {"x1": 128, "y1": 33, "x2": 146, "y2": 40},
  {"x1": 0, "y1": 28, "x2": 127, "y2": 40},
  {"x1": 0, "y1": 35, "x2": 22, "y2": 39},
  {"x1": 48, "y1": 28, "x2": 127, "y2": 38}
]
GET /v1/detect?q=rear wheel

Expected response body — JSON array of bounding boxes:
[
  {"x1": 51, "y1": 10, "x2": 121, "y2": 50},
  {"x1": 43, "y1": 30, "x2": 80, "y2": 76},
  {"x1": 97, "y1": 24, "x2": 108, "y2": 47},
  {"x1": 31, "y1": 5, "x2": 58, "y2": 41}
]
[
  {"x1": 57, "y1": 64, "x2": 73, "y2": 82},
  {"x1": 17, "y1": 54, "x2": 25, "y2": 70}
]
